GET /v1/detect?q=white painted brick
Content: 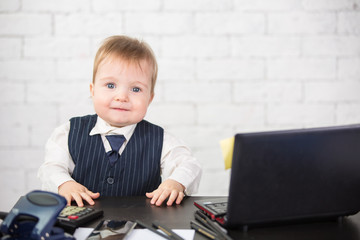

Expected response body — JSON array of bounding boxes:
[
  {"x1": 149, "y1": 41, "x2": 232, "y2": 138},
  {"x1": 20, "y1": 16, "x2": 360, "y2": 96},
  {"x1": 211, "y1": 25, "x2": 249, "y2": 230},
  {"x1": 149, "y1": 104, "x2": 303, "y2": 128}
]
[
  {"x1": 0, "y1": 170, "x2": 26, "y2": 211},
  {"x1": 26, "y1": 170, "x2": 43, "y2": 191},
  {"x1": 235, "y1": 0, "x2": 303, "y2": 10},
  {"x1": 198, "y1": 169, "x2": 230, "y2": 196},
  {"x1": 0, "y1": 0, "x2": 20, "y2": 12},
  {"x1": 338, "y1": 58, "x2": 360, "y2": 79},
  {"x1": 197, "y1": 59, "x2": 264, "y2": 80},
  {"x1": 268, "y1": 12, "x2": 336, "y2": 34},
  {"x1": 338, "y1": 12, "x2": 360, "y2": 35},
  {"x1": 303, "y1": 36, "x2": 360, "y2": 56},
  {"x1": 31, "y1": 124, "x2": 58, "y2": 147},
  {"x1": 125, "y1": 13, "x2": 193, "y2": 35},
  {"x1": 164, "y1": 82, "x2": 232, "y2": 103},
  {"x1": 27, "y1": 83, "x2": 90, "y2": 103},
  {"x1": 22, "y1": 0, "x2": 90, "y2": 12},
  {"x1": 0, "y1": 60, "x2": 55, "y2": 80},
  {"x1": 0, "y1": 148, "x2": 43, "y2": 169},
  {"x1": 302, "y1": 0, "x2": 355, "y2": 10},
  {"x1": 157, "y1": 58, "x2": 196, "y2": 81},
  {"x1": 231, "y1": 36, "x2": 300, "y2": 57},
  {"x1": 93, "y1": 0, "x2": 161, "y2": 11},
  {"x1": 55, "y1": 14, "x2": 123, "y2": 36},
  {"x1": 305, "y1": 82, "x2": 360, "y2": 102},
  {"x1": 267, "y1": 104, "x2": 335, "y2": 126},
  {"x1": 24, "y1": 37, "x2": 91, "y2": 58},
  {"x1": 234, "y1": 82, "x2": 302, "y2": 103},
  {"x1": 267, "y1": 58, "x2": 336, "y2": 80},
  {"x1": 56, "y1": 58, "x2": 93, "y2": 80},
  {"x1": 0, "y1": 38, "x2": 21, "y2": 59},
  {"x1": 0, "y1": 14, "x2": 51, "y2": 35},
  {"x1": 0, "y1": 83, "x2": 26, "y2": 103},
  {"x1": 162, "y1": 36, "x2": 230, "y2": 58},
  {"x1": 198, "y1": 104, "x2": 265, "y2": 126},
  {"x1": 233, "y1": 124, "x2": 299, "y2": 133},
  {"x1": 195, "y1": 148, "x2": 226, "y2": 170},
  {"x1": 196, "y1": 13, "x2": 265, "y2": 34},
  {"x1": 164, "y1": 0, "x2": 233, "y2": 11},
  {"x1": 58, "y1": 102, "x2": 95, "y2": 124},
  {"x1": 0, "y1": 104, "x2": 57, "y2": 127},
  {"x1": 0, "y1": 124, "x2": 28, "y2": 146},
  {"x1": 145, "y1": 103, "x2": 196, "y2": 127},
  {"x1": 167, "y1": 126, "x2": 235, "y2": 149},
  {"x1": 337, "y1": 103, "x2": 360, "y2": 124}
]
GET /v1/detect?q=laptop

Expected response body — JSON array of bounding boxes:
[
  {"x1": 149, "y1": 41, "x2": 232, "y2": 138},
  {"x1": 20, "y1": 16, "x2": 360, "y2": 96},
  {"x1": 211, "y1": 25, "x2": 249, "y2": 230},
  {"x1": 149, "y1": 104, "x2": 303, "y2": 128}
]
[{"x1": 195, "y1": 124, "x2": 360, "y2": 229}]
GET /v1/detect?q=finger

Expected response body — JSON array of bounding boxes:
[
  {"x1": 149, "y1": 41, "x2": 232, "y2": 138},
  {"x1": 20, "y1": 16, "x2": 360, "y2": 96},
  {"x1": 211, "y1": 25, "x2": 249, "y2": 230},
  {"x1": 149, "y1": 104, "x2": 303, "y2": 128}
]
[
  {"x1": 156, "y1": 189, "x2": 171, "y2": 206},
  {"x1": 80, "y1": 192, "x2": 95, "y2": 206},
  {"x1": 175, "y1": 192, "x2": 185, "y2": 205},
  {"x1": 150, "y1": 190, "x2": 161, "y2": 205},
  {"x1": 71, "y1": 193, "x2": 84, "y2": 207},
  {"x1": 166, "y1": 190, "x2": 178, "y2": 206},
  {"x1": 64, "y1": 194, "x2": 72, "y2": 206},
  {"x1": 87, "y1": 190, "x2": 100, "y2": 199},
  {"x1": 146, "y1": 192, "x2": 154, "y2": 198}
]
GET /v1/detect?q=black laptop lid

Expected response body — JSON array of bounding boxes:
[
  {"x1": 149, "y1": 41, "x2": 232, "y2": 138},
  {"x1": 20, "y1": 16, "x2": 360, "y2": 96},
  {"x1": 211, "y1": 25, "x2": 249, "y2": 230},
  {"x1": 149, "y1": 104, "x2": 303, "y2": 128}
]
[{"x1": 227, "y1": 124, "x2": 360, "y2": 228}]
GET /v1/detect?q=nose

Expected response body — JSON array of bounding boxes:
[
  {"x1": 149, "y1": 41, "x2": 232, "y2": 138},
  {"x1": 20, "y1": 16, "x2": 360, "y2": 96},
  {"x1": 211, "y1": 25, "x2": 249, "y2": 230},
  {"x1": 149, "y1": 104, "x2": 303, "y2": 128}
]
[{"x1": 114, "y1": 88, "x2": 128, "y2": 102}]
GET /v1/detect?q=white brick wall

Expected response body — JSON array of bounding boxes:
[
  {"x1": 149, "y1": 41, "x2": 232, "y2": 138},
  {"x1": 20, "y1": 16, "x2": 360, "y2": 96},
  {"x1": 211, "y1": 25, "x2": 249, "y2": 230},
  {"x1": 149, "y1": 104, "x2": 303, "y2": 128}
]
[{"x1": 0, "y1": 0, "x2": 359, "y2": 211}]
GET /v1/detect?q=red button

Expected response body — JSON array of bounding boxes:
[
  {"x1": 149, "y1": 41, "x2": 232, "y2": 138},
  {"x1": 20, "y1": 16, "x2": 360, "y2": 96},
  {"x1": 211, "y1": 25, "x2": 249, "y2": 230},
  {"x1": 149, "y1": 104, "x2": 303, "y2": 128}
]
[{"x1": 68, "y1": 215, "x2": 79, "y2": 220}]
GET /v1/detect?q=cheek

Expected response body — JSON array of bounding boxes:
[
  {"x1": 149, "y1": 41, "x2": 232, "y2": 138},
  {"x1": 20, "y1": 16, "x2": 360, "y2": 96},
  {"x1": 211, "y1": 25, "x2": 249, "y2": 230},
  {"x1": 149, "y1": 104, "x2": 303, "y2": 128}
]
[{"x1": 92, "y1": 94, "x2": 110, "y2": 107}]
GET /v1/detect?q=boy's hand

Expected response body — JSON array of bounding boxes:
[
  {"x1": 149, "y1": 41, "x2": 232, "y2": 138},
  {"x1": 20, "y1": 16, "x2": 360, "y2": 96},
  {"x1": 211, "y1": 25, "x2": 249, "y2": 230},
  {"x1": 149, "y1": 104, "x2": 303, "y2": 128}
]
[
  {"x1": 58, "y1": 180, "x2": 100, "y2": 207},
  {"x1": 146, "y1": 179, "x2": 185, "y2": 206}
]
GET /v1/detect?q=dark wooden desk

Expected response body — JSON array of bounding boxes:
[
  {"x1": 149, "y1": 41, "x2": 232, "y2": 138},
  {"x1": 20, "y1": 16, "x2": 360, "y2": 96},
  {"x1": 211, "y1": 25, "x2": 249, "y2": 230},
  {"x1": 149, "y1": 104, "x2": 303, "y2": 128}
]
[{"x1": 90, "y1": 196, "x2": 360, "y2": 240}]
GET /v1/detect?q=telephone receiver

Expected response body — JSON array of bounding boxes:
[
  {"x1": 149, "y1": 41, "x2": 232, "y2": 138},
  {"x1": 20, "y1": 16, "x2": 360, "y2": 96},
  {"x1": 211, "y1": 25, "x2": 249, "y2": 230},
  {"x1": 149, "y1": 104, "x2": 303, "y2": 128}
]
[{"x1": 0, "y1": 190, "x2": 74, "y2": 240}]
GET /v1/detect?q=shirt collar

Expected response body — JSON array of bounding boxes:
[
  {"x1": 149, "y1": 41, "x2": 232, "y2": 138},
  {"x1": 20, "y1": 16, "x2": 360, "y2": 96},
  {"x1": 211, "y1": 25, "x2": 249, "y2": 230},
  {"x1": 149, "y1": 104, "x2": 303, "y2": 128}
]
[{"x1": 89, "y1": 116, "x2": 137, "y2": 141}]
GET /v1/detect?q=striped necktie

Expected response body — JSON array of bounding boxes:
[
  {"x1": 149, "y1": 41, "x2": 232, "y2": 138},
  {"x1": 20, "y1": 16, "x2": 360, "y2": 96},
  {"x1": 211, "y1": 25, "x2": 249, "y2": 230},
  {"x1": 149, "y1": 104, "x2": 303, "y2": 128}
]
[{"x1": 105, "y1": 135, "x2": 126, "y2": 166}]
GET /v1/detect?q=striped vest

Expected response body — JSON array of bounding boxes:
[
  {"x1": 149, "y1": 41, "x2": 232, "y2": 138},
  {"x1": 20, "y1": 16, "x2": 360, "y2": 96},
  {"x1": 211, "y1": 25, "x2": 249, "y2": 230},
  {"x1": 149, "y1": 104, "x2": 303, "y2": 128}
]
[{"x1": 68, "y1": 115, "x2": 163, "y2": 196}]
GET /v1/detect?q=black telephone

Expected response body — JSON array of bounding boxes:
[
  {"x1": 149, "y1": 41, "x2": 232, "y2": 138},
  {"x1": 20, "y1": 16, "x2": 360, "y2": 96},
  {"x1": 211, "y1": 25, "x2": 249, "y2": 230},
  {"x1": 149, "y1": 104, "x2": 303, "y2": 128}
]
[{"x1": 0, "y1": 190, "x2": 74, "y2": 240}]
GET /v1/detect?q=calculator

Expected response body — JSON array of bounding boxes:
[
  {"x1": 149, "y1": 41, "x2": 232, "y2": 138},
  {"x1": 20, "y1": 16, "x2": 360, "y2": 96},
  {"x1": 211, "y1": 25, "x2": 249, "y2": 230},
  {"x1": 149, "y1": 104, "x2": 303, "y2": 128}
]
[{"x1": 56, "y1": 206, "x2": 103, "y2": 233}]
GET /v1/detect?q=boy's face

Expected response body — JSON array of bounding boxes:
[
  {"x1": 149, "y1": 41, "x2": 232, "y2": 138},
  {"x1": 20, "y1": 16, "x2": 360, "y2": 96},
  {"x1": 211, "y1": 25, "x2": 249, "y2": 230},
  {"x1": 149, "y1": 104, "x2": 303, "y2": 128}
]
[{"x1": 90, "y1": 55, "x2": 154, "y2": 127}]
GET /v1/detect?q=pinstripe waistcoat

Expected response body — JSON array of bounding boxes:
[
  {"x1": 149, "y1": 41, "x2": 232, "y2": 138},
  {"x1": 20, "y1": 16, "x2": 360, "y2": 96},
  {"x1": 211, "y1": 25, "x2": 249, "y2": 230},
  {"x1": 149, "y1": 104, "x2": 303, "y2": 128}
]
[{"x1": 68, "y1": 114, "x2": 163, "y2": 196}]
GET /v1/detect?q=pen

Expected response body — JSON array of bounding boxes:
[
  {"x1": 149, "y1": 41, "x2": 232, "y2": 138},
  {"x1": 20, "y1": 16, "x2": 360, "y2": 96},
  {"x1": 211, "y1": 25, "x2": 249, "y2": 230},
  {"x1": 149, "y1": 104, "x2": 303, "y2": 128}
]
[
  {"x1": 190, "y1": 220, "x2": 218, "y2": 240},
  {"x1": 86, "y1": 219, "x2": 104, "y2": 239},
  {"x1": 152, "y1": 221, "x2": 184, "y2": 240},
  {"x1": 195, "y1": 211, "x2": 233, "y2": 240},
  {"x1": 135, "y1": 220, "x2": 170, "y2": 240}
]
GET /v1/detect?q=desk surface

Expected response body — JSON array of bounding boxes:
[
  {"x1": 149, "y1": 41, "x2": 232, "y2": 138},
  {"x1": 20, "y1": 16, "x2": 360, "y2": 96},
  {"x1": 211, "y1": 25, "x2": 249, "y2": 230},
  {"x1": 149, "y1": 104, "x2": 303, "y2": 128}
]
[{"x1": 90, "y1": 196, "x2": 360, "y2": 240}]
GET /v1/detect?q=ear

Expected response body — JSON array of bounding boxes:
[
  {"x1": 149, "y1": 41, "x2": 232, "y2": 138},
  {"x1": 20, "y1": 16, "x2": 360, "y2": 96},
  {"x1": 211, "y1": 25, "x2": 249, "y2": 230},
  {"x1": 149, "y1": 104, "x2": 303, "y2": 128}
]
[
  {"x1": 90, "y1": 83, "x2": 94, "y2": 97},
  {"x1": 148, "y1": 93, "x2": 154, "y2": 105}
]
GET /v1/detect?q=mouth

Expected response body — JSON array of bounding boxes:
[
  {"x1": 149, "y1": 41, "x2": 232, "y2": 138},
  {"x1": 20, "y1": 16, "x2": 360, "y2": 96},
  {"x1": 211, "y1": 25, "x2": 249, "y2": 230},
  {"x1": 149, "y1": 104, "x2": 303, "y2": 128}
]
[{"x1": 111, "y1": 107, "x2": 129, "y2": 111}]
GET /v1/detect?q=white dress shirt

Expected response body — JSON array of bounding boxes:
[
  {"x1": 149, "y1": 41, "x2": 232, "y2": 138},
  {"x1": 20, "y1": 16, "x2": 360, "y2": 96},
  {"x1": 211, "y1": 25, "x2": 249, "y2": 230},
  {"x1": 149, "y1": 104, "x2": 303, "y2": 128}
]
[{"x1": 37, "y1": 116, "x2": 202, "y2": 195}]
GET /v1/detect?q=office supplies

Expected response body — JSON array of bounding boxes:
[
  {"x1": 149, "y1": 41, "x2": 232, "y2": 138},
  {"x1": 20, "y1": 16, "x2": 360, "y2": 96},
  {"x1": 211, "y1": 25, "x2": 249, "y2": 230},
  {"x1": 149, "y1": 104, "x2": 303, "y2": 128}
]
[
  {"x1": 85, "y1": 219, "x2": 104, "y2": 239},
  {"x1": 0, "y1": 190, "x2": 74, "y2": 240},
  {"x1": 152, "y1": 221, "x2": 184, "y2": 240},
  {"x1": 190, "y1": 220, "x2": 218, "y2": 240},
  {"x1": 57, "y1": 205, "x2": 103, "y2": 233},
  {"x1": 86, "y1": 220, "x2": 135, "y2": 239},
  {"x1": 194, "y1": 211, "x2": 232, "y2": 240},
  {"x1": 195, "y1": 124, "x2": 360, "y2": 229},
  {"x1": 123, "y1": 221, "x2": 137, "y2": 239},
  {"x1": 135, "y1": 220, "x2": 170, "y2": 239}
]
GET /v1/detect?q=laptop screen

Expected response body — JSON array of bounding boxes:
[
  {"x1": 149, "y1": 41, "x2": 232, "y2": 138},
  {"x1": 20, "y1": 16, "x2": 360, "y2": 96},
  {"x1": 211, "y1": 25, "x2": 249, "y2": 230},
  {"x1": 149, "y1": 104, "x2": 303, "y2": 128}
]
[{"x1": 227, "y1": 124, "x2": 360, "y2": 227}]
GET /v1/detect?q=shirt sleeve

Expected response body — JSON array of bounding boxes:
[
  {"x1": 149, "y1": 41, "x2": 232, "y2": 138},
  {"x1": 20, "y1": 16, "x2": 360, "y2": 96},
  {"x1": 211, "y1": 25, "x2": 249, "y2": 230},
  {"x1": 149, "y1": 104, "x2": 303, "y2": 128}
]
[
  {"x1": 160, "y1": 131, "x2": 202, "y2": 195},
  {"x1": 37, "y1": 121, "x2": 75, "y2": 193}
]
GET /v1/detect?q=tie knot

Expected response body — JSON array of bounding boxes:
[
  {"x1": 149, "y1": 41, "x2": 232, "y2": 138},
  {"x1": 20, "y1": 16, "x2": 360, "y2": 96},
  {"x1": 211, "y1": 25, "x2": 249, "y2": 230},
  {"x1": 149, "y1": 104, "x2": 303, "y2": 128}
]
[{"x1": 106, "y1": 135, "x2": 126, "y2": 152}]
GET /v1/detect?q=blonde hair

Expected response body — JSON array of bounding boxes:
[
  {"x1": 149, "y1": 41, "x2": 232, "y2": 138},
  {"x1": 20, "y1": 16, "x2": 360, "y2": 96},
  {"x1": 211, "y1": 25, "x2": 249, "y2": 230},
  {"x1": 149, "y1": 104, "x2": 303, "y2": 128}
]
[{"x1": 93, "y1": 35, "x2": 158, "y2": 94}]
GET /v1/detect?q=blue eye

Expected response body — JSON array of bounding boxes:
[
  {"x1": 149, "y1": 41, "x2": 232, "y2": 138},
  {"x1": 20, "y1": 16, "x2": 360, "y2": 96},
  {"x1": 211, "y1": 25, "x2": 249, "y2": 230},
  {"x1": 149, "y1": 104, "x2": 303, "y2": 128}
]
[
  {"x1": 132, "y1": 87, "x2": 141, "y2": 92},
  {"x1": 107, "y1": 83, "x2": 115, "y2": 89}
]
